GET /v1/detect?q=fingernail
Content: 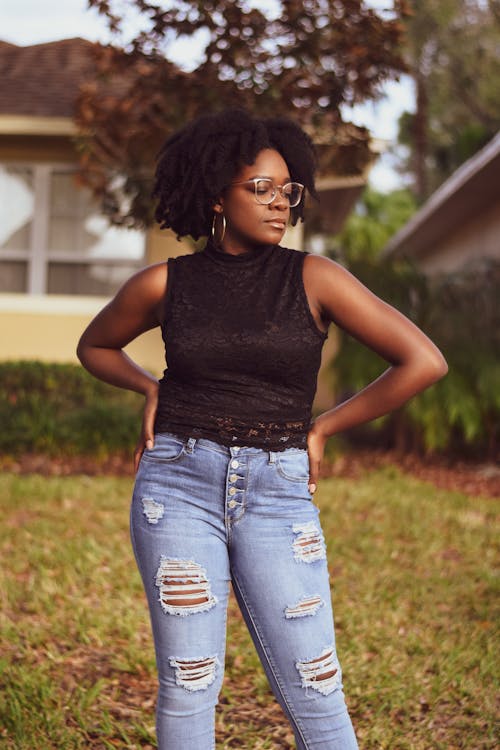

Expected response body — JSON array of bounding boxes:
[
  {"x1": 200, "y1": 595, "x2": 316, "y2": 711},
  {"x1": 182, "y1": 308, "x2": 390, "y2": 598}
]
[
  {"x1": 309, "y1": 483, "x2": 316, "y2": 494},
  {"x1": 146, "y1": 440, "x2": 153, "y2": 450}
]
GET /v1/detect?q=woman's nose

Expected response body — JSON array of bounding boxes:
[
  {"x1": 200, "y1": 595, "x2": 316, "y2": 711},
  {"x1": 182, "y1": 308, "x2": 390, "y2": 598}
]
[{"x1": 270, "y1": 190, "x2": 289, "y2": 210}]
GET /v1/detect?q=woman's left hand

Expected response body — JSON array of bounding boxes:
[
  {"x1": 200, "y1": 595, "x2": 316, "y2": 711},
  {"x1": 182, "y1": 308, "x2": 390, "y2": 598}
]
[{"x1": 307, "y1": 422, "x2": 327, "y2": 495}]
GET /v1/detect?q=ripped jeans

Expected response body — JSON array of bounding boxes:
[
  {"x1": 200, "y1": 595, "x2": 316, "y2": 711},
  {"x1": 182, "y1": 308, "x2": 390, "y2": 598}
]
[{"x1": 130, "y1": 433, "x2": 358, "y2": 750}]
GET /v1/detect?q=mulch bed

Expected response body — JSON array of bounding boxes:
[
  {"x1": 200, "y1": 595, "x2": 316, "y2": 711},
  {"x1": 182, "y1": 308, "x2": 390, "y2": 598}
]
[
  {"x1": 324, "y1": 449, "x2": 500, "y2": 499},
  {"x1": 1, "y1": 449, "x2": 498, "y2": 498}
]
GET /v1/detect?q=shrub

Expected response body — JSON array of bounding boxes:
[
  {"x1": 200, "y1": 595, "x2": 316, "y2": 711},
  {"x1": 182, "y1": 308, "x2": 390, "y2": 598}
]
[
  {"x1": 0, "y1": 361, "x2": 143, "y2": 456},
  {"x1": 331, "y1": 258, "x2": 499, "y2": 457}
]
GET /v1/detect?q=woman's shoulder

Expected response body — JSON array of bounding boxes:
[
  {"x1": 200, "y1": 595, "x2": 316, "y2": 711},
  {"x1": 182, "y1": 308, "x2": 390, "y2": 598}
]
[
  {"x1": 301, "y1": 252, "x2": 361, "y2": 314},
  {"x1": 132, "y1": 260, "x2": 168, "y2": 285},
  {"x1": 117, "y1": 261, "x2": 168, "y2": 307},
  {"x1": 279, "y1": 245, "x2": 342, "y2": 276},
  {"x1": 302, "y1": 251, "x2": 347, "y2": 279}
]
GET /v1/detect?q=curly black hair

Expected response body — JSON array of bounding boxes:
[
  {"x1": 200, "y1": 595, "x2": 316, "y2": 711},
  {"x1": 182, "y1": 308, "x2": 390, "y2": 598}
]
[{"x1": 153, "y1": 108, "x2": 318, "y2": 240}]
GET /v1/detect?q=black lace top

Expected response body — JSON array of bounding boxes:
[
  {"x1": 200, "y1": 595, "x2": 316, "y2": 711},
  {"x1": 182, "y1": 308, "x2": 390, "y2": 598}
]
[{"x1": 154, "y1": 238, "x2": 328, "y2": 450}]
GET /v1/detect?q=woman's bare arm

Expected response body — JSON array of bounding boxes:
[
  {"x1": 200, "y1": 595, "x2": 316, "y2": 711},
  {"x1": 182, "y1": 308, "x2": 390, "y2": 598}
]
[
  {"x1": 77, "y1": 262, "x2": 168, "y2": 468},
  {"x1": 77, "y1": 263, "x2": 167, "y2": 392},
  {"x1": 304, "y1": 254, "x2": 448, "y2": 490}
]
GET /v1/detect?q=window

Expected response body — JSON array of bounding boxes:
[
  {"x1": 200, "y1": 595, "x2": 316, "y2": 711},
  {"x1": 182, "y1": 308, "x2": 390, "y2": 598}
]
[{"x1": 0, "y1": 163, "x2": 145, "y2": 295}]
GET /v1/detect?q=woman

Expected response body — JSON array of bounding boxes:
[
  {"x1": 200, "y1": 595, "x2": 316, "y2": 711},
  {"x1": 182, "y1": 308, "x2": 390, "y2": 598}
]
[{"x1": 77, "y1": 108, "x2": 447, "y2": 749}]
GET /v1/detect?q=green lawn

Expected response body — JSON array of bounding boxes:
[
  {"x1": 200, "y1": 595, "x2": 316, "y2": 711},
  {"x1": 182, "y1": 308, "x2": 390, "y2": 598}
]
[{"x1": 0, "y1": 469, "x2": 497, "y2": 749}]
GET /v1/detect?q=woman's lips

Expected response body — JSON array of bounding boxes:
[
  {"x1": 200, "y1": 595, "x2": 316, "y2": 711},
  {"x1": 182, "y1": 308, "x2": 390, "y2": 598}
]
[{"x1": 266, "y1": 220, "x2": 286, "y2": 230}]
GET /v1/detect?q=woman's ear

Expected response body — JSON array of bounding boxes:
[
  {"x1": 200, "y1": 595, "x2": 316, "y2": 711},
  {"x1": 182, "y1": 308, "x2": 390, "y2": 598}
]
[{"x1": 213, "y1": 201, "x2": 224, "y2": 214}]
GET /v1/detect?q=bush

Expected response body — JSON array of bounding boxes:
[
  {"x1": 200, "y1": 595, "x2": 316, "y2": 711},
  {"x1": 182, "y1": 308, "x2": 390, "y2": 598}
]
[
  {"x1": 0, "y1": 361, "x2": 143, "y2": 456},
  {"x1": 331, "y1": 257, "x2": 500, "y2": 457}
]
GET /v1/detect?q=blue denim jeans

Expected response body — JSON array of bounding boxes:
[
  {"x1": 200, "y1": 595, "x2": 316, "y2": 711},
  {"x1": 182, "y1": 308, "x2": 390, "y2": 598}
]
[{"x1": 130, "y1": 433, "x2": 358, "y2": 750}]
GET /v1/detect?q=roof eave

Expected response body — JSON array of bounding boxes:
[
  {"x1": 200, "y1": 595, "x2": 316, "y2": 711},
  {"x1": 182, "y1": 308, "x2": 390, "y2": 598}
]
[
  {"x1": 383, "y1": 131, "x2": 500, "y2": 259},
  {"x1": 0, "y1": 115, "x2": 77, "y2": 136}
]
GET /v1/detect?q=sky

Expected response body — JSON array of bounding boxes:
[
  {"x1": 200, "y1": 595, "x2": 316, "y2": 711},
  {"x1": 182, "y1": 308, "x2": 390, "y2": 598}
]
[{"x1": 1, "y1": 0, "x2": 414, "y2": 191}]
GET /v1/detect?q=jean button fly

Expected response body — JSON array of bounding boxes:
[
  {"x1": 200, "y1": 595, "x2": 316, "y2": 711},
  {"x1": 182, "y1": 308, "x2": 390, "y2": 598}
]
[
  {"x1": 228, "y1": 499, "x2": 237, "y2": 509},
  {"x1": 230, "y1": 459, "x2": 239, "y2": 469}
]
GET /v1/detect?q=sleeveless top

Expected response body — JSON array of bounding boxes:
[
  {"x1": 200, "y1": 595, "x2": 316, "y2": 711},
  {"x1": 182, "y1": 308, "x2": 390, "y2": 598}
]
[{"x1": 154, "y1": 238, "x2": 328, "y2": 450}]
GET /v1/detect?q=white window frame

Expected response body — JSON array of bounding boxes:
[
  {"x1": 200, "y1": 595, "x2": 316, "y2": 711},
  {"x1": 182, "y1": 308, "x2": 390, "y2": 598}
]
[{"x1": 0, "y1": 161, "x2": 145, "y2": 295}]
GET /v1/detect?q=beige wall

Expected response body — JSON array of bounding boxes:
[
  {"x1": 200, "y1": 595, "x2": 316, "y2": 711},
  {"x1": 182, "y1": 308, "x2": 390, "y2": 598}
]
[
  {"x1": 147, "y1": 224, "x2": 193, "y2": 264},
  {"x1": 418, "y1": 199, "x2": 500, "y2": 274},
  {"x1": 0, "y1": 294, "x2": 165, "y2": 375}
]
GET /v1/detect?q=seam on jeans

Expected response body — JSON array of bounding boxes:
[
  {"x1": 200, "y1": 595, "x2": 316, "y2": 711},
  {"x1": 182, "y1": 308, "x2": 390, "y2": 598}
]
[
  {"x1": 129, "y1": 500, "x2": 139, "y2": 563},
  {"x1": 191, "y1": 440, "x2": 231, "y2": 457},
  {"x1": 141, "y1": 441, "x2": 185, "y2": 463},
  {"x1": 276, "y1": 450, "x2": 310, "y2": 483},
  {"x1": 230, "y1": 571, "x2": 311, "y2": 749},
  {"x1": 276, "y1": 465, "x2": 310, "y2": 483}
]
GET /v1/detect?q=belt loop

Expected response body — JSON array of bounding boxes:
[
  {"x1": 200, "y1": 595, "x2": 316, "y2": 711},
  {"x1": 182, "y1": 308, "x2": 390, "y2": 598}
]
[
  {"x1": 186, "y1": 437, "x2": 196, "y2": 454},
  {"x1": 268, "y1": 451, "x2": 277, "y2": 464}
]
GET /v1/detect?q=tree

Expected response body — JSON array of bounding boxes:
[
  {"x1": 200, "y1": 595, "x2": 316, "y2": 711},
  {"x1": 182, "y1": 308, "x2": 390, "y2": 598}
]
[
  {"x1": 325, "y1": 186, "x2": 417, "y2": 262},
  {"x1": 397, "y1": 0, "x2": 500, "y2": 201},
  {"x1": 75, "y1": 0, "x2": 409, "y2": 227}
]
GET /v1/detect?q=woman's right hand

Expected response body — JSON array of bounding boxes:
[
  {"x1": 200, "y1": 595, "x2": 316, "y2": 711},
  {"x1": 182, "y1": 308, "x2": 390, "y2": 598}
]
[
  {"x1": 75, "y1": 262, "x2": 168, "y2": 474},
  {"x1": 134, "y1": 384, "x2": 159, "y2": 473}
]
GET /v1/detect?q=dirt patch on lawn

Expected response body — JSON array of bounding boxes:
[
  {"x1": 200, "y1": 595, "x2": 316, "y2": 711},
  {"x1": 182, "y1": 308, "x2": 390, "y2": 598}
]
[{"x1": 1, "y1": 449, "x2": 498, "y2": 498}]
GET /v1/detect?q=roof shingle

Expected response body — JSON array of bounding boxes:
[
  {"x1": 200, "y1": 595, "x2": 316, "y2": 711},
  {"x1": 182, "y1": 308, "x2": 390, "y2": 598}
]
[{"x1": 0, "y1": 37, "x2": 97, "y2": 118}]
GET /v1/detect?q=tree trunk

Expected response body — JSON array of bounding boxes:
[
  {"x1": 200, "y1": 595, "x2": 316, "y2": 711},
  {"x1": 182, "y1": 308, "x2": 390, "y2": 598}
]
[{"x1": 413, "y1": 71, "x2": 428, "y2": 202}]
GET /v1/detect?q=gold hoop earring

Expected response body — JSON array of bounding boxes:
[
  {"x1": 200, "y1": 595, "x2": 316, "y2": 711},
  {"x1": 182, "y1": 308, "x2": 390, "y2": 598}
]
[{"x1": 211, "y1": 213, "x2": 226, "y2": 245}]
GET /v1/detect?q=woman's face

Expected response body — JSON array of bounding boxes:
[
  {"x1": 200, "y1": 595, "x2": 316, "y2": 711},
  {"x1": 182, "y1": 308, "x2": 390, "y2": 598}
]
[{"x1": 217, "y1": 148, "x2": 293, "y2": 254}]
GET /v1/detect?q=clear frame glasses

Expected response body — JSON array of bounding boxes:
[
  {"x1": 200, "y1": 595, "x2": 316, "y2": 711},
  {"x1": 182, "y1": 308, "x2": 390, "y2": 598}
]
[{"x1": 230, "y1": 178, "x2": 305, "y2": 207}]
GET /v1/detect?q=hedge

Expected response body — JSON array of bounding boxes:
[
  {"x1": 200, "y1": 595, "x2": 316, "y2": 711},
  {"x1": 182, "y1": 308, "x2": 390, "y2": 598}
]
[{"x1": 0, "y1": 361, "x2": 143, "y2": 456}]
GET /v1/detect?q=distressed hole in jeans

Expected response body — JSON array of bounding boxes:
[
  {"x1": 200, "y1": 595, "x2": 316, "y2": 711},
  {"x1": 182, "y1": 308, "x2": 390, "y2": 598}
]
[
  {"x1": 296, "y1": 645, "x2": 341, "y2": 696},
  {"x1": 141, "y1": 497, "x2": 164, "y2": 524},
  {"x1": 155, "y1": 557, "x2": 217, "y2": 616},
  {"x1": 169, "y1": 655, "x2": 219, "y2": 692},
  {"x1": 292, "y1": 521, "x2": 326, "y2": 563},
  {"x1": 285, "y1": 594, "x2": 324, "y2": 619}
]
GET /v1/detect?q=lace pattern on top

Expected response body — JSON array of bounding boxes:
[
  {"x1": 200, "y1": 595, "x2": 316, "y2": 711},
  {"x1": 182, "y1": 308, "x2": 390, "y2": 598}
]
[
  {"x1": 154, "y1": 239, "x2": 327, "y2": 450},
  {"x1": 157, "y1": 417, "x2": 310, "y2": 449}
]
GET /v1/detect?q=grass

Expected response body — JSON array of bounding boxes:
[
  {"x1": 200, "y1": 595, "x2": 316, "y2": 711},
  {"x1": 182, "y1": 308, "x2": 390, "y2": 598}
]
[{"x1": 0, "y1": 468, "x2": 498, "y2": 749}]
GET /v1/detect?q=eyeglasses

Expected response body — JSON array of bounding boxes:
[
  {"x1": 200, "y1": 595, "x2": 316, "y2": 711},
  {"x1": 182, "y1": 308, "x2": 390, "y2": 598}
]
[{"x1": 230, "y1": 178, "x2": 305, "y2": 207}]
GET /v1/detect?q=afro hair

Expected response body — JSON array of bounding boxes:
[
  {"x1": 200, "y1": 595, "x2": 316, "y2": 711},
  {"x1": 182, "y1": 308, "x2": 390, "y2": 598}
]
[{"x1": 153, "y1": 108, "x2": 318, "y2": 240}]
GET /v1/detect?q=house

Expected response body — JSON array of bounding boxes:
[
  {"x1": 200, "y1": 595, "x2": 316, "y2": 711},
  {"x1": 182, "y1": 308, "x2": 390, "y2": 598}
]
[
  {"x1": 383, "y1": 132, "x2": 500, "y2": 273},
  {"x1": 0, "y1": 37, "x2": 189, "y2": 372},
  {"x1": 0, "y1": 38, "x2": 380, "y2": 407}
]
